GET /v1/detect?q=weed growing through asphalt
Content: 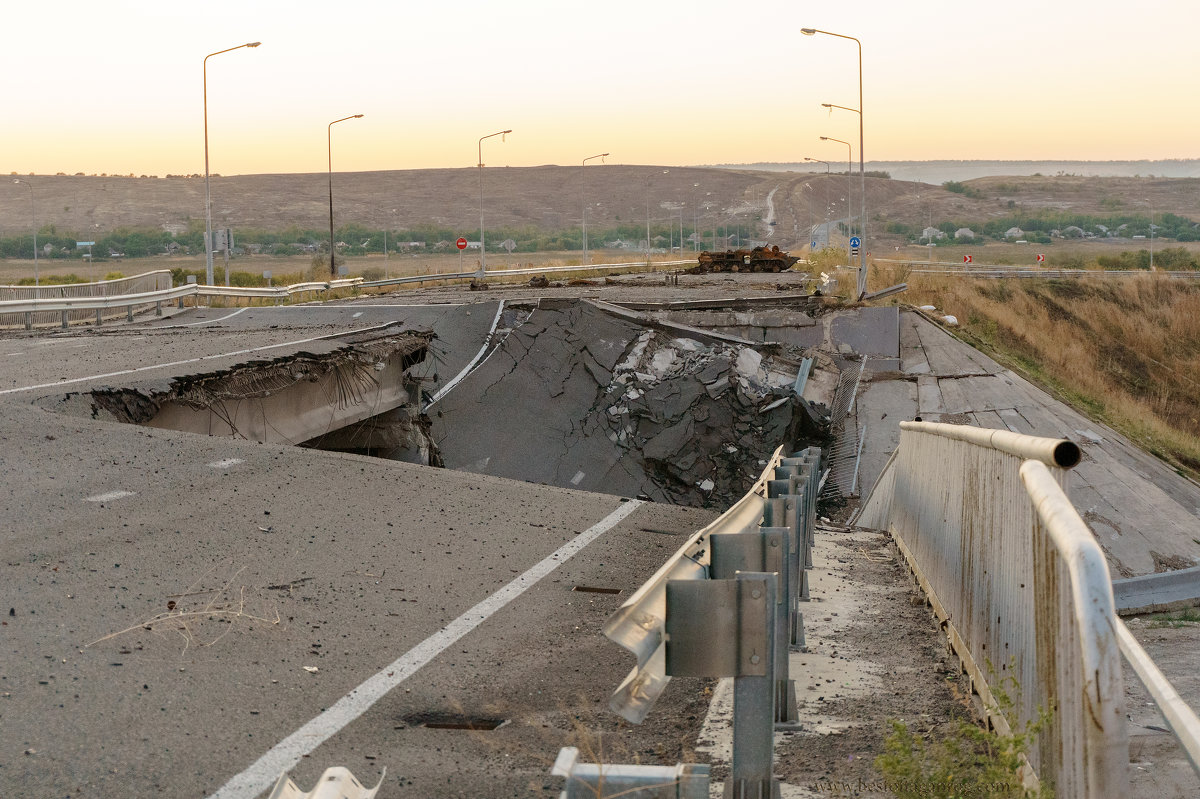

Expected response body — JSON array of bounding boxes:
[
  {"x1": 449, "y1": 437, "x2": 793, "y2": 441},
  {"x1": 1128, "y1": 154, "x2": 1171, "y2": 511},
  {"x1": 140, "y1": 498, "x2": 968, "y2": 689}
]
[
  {"x1": 1146, "y1": 607, "x2": 1200, "y2": 628},
  {"x1": 875, "y1": 669, "x2": 1054, "y2": 799}
]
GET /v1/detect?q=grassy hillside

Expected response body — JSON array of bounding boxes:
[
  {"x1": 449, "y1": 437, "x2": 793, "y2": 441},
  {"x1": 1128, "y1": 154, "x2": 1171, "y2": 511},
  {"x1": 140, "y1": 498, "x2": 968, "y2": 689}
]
[{"x1": 877, "y1": 269, "x2": 1200, "y2": 475}]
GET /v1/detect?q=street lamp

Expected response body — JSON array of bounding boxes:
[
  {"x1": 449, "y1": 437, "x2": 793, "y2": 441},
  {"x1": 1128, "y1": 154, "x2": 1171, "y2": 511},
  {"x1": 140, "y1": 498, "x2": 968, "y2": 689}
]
[
  {"x1": 803, "y1": 26, "x2": 865, "y2": 295},
  {"x1": 12, "y1": 179, "x2": 37, "y2": 294},
  {"x1": 581, "y1": 152, "x2": 608, "y2": 264},
  {"x1": 691, "y1": 183, "x2": 700, "y2": 251},
  {"x1": 804, "y1": 158, "x2": 830, "y2": 249},
  {"x1": 477, "y1": 129, "x2": 512, "y2": 279},
  {"x1": 820, "y1": 136, "x2": 854, "y2": 259},
  {"x1": 646, "y1": 169, "x2": 668, "y2": 258},
  {"x1": 328, "y1": 114, "x2": 364, "y2": 277},
  {"x1": 383, "y1": 208, "x2": 396, "y2": 279},
  {"x1": 203, "y1": 41, "x2": 260, "y2": 287},
  {"x1": 1144, "y1": 198, "x2": 1155, "y2": 271}
]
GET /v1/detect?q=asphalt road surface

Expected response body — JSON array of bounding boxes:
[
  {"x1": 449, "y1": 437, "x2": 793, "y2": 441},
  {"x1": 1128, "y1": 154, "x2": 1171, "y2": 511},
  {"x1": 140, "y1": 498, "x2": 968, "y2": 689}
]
[{"x1": 0, "y1": 297, "x2": 721, "y2": 797}]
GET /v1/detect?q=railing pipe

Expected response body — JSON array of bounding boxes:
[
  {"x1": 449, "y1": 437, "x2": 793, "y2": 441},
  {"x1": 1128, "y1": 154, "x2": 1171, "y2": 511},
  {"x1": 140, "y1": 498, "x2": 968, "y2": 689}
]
[{"x1": 899, "y1": 420, "x2": 1081, "y2": 468}]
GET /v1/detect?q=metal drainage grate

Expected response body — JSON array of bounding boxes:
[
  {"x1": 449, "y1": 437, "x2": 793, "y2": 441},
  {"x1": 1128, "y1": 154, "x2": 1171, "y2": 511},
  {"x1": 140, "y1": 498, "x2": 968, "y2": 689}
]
[{"x1": 400, "y1": 712, "x2": 508, "y2": 731}]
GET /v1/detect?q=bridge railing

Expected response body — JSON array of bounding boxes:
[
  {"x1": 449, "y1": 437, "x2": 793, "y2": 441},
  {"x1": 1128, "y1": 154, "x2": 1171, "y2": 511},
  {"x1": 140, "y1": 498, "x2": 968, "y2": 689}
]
[
  {"x1": 0, "y1": 274, "x2": 364, "y2": 329},
  {"x1": 0, "y1": 270, "x2": 173, "y2": 328},
  {"x1": 858, "y1": 421, "x2": 1132, "y2": 796},
  {"x1": 0, "y1": 259, "x2": 698, "y2": 329}
]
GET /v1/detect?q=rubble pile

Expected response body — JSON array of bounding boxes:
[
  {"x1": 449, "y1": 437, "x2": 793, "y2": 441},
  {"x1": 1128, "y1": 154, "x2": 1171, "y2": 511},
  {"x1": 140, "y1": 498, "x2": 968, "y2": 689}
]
[{"x1": 601, "y1": 330, "x2": 811, "y2": 507}]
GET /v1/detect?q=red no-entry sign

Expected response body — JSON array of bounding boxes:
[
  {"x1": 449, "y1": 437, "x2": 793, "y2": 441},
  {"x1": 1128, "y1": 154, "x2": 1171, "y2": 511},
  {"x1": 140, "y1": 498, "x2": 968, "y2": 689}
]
[{"x1": 456, "y1": 237, "x2": 468, "y2": 250}]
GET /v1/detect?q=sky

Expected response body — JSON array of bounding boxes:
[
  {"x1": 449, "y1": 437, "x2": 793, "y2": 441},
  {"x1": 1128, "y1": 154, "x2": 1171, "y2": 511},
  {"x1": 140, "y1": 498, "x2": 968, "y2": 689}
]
[{"x1": 2, "y1": 0, "x2": 1197, "y2": 177}]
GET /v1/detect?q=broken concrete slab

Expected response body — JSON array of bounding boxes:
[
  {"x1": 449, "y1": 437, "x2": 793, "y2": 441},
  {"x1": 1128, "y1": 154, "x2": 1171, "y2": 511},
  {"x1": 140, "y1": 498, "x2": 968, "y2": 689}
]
[
  {"x1": 87, "y1": 330, "x2": 433, "y2": 447},
  {"x1": 431, "y1": 300, "x2": 827, "y2": 507}
]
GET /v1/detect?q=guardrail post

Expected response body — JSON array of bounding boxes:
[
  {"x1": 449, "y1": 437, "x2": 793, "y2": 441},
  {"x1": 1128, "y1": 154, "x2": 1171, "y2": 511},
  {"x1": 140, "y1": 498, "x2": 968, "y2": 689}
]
[
  {"x1": 155, "y1": 300, "x2": 162, "y2": 317},
  {"x1": 710, "y1": 531, "x2": 796, "y2": 724},
  {"x1": 61, "y1": 310, "x2": 68, "y2": 330},
  {"x1": 126, "y1": 305, "x2": 134, "y2": 323},
  {"x1": 95, "y1": 308, "x2": 103, "y2": 327},
  {"x1": 763, "y1": 489, "x2": 807, "y2": 647},
  {"x1": 667, "y1": 572, "x2": 780, "y2": 799},
  {"x1": 24, "y1": 312, "x2": 32, "y2": 331},
  {"x1": 762, "y1": 495, "x2": 803, "y2": 646}
]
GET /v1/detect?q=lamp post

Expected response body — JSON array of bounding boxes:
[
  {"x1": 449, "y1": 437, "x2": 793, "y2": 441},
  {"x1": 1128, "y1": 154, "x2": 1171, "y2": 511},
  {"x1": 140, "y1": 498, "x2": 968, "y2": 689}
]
[
  {"x1": 691, "y1": 183, "x2": 700, "y2": 251},
  {"x1": 1144, "y1": 198, "x2": 1155, "y2": 271},
  {"x1": 645, "y1": 169, "x2": 668, "y2": 258},
  {"x1": 800, "y1": 183, "x2": 813, "y2": 249},
  {"x1": 12, "y1": 179, "x2": 37, "y2": 295},
  {"x1": 203, "y1": 41, "x2": 260, "y2": 287},
  {"x1": 328, "y1": 114, "x2": 364, "y2": 277},
  {"x1": 804, "y1": 158, "x2": 830, "y2": 249},
  {"x1": 477, "y1": 129, "x2": 512, "y2": 279},
  {"x1": 382, "y1": 208, "x2": 397, "y2": 279},
  {"x1": 803, "y1": 26, "x2": 865, "y2": 295},
  {"x1": 581, "y1": 152, "x2": 608, "y2": 264},
  {"x1": 820, "y1": 136, "x2": 853, "y2": 259}
]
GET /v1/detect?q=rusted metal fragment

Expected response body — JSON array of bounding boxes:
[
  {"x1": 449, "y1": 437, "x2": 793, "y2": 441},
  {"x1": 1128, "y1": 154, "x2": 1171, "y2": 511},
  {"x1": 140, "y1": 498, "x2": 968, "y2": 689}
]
[{"x1": 688, "y1": 246, "x2": 800, "y2": 274}]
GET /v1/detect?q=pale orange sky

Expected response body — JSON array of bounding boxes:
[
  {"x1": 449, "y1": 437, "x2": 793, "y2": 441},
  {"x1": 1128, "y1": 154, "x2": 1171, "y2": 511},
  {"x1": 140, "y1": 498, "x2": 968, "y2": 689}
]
[{"x1": 2, "y1": 0, "x2": 1197, "y2": 177}]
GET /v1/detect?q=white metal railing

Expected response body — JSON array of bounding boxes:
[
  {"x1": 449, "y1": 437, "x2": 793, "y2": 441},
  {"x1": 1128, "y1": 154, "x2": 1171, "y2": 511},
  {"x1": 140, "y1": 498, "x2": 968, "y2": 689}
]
[
  {"x1": 0, "y1": 259, "x2": 697, "y2": 328},
  {"x1": 859, "y1": 421, "x2": 1130, "y2": 797},
  {"x1": 872, "y1": 258, "x2": 1200, "y2": 280},
  {"x1": 0, "y1": 275, "x2": 364, "y2": 328},
  {"x1": 0, "y1": 270, "x2": 173, "y2": 327},
  {"x1": 357, "y1": 259, "x2": 695, "y2": 289}
]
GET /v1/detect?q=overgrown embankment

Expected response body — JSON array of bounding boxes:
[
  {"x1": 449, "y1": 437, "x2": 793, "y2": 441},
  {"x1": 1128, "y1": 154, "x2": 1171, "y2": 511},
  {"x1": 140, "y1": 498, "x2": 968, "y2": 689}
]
[{"x1": 892, "y1": 271, "x2": 1200, "y2": 473}]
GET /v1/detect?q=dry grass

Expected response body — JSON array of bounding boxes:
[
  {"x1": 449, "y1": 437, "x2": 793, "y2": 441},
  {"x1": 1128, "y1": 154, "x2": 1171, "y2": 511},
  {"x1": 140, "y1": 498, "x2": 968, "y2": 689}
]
[
  {"x1": 879, "y1": 269, "x2": 1200, "y2": 475},
  {"x1": 85, "y1": 562, "x2": 280, "y2": 656}
]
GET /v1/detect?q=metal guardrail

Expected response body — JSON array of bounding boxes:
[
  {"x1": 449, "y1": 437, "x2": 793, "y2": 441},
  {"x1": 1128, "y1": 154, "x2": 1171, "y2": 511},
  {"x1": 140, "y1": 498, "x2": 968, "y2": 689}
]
[
  {"x1": 0, "y1": 270, "x2": 174, "y2": 328},
  {"x1": 357, "y1": 259, "x2": 695, "y2": 289},
  {"x1": 0, "y1": 258, "x2": 698, "y2": 329},
  {"x1": 872, "y1": 259, "x2": 1200, "y2": 280},
  {"x1": 0, "y1": 275, "x2": 364, "y2": 329},
  {"x1": 857, "y1": 421, "x2": 1152, "y2": 795},
  {"x1": 582, "y1": 445, "x2": 821, "y2": 798}
]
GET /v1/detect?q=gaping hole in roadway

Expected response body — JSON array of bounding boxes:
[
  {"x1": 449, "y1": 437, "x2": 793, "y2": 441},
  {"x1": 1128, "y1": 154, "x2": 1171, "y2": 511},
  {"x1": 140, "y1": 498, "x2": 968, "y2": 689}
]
[{"x1": 77, "y1": 297, "x2": 854, "y2": 509}]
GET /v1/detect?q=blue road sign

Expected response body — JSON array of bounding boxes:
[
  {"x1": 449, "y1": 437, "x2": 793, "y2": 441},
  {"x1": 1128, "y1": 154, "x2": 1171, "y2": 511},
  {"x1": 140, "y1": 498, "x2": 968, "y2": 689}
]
[{"x1": 849, "y1": 236, "x2": 861, "y2": 248}]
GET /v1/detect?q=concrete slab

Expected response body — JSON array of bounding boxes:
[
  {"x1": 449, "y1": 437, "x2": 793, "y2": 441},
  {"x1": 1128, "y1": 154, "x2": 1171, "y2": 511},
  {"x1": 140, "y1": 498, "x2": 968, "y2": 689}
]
[
  {"x1": 830, "y1": 306, "x2": 899, "y2": 364},
  {"x1": 430, "y1": 301, "x2": 807, "y2": 508}
]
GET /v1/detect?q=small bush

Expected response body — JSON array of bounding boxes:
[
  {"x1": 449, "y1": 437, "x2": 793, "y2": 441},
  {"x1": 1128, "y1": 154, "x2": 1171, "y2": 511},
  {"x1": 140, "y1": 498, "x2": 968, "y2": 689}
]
[{"x1": 876, "y1": 671, "x2": 1053, "y2": 799}]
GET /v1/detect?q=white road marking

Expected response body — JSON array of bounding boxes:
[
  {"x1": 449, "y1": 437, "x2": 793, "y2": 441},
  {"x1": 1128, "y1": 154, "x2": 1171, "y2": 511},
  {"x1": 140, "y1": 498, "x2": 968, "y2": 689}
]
[
  {"x1": 173, "y1": 308, "x2": 249, "y2": 327},
  {"x1": 85, "y1": 490, "x2": 135, "y2": 503},
  {"x1": 206, "y1": 499, "x2": 644, "y2": 799},
  {"x1": 0, "y1": 323, "x2": 401, "y2": 396},
  {"x1": 207, "y1": 458, "x2": 245, "y2": 469},
  {"x1": 570, "y1": 471, "x2": 586, "y2": 485},
  {"x1": 352, "y1": 311, "x2": 363, "y2": 318}
]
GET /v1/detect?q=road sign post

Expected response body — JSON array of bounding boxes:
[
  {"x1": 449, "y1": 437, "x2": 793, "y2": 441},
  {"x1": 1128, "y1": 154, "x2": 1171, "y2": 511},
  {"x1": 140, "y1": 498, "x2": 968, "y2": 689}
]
[{"x1": 457, "y1": 236, "x2": 468, "y2": 275}]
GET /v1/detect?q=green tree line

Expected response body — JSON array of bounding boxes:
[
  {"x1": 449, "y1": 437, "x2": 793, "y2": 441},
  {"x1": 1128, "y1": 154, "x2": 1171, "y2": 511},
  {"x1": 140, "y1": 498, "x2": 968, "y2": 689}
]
[{"x1": 0, "y1": 221, "x2": 725, "y2": 260}]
